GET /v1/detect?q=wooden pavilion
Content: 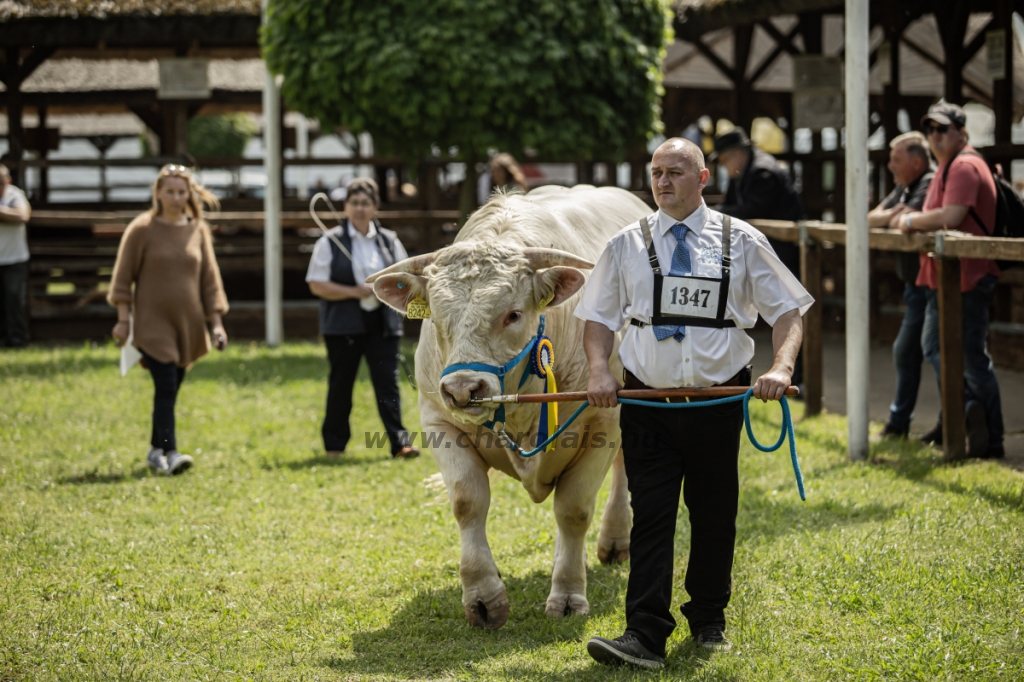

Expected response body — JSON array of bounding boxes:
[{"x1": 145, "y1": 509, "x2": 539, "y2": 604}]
[{"x1": 667, "y1": 0, "x2": 1024, "y2": 371}]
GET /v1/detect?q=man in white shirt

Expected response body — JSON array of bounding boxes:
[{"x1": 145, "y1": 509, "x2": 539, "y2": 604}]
[
  {"x1": 578, "y1": 139, "x2": 812, "y2": 668},
  {"x1": 0, "y1": 164, "x2": 32, "y2": 348}
]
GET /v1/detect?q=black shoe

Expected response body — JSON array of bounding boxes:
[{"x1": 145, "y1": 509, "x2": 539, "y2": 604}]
[
  {"x1": 920, "y1": 423, "x2": 943, "y2": 446},
  {"x1": 981, "y1": 444, "x2": 1005, "y2": 460},
  {"x1": 965, "y1": 401, "x2": 989, "y2": 458},
  {"x1": 879, "y1": 423, "x2": 909, "y2": 439},
  {"x1": 587, "y1": 634, "x2": 665, "y2": 669},
  {"x1": 693, "y1": 625, "x2": 732, "y2": 652}
]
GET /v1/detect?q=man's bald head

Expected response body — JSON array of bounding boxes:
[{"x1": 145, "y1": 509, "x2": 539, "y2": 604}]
[
  {"x1": 654, "y1": 138, "x2": 706, "y2": 174},
  {"x1": 650, "y1": 137, "x2": 711, "y2": 220}
]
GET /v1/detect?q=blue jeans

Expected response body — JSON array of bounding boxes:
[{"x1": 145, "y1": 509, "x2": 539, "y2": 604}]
[
  {"x1": 922, "y1": 275, "x2": 1004, "y2": 446},
  {"x1": 887, "y1": 284, "x2": 929, "y2": 430}
]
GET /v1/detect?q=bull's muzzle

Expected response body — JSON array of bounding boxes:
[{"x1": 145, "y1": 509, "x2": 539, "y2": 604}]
[{"x1": 439, "y1": 372, "x2": 500, "y2": 418}]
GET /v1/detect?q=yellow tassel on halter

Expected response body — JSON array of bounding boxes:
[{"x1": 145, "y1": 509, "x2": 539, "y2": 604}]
[{"x1": 544, "y1": 369, "x2": 558, "y2": 452}]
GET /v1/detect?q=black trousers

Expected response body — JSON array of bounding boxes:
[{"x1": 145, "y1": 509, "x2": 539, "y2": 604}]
[
  {"x1": 322, "y1": 309, "x2": 409, "y2": 455},
  {"x1": 141, "y1": 350, "x2": 186, "y2": 452},
  {"x1": 620, "y1": 398, "x2": 744, "y2": 656},
  {"x1": 0, "y1": 260, "x2": 29, "y2": 347}
]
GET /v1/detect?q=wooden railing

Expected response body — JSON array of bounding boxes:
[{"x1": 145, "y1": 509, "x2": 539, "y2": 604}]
[{"x1": 748, "y1": 219, "x2": 1024, "y2": 462}]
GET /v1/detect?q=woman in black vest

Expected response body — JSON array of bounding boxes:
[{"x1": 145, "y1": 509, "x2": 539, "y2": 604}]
[{"x1": 306, "y1": 178, "x2": 418, "y2": 459}]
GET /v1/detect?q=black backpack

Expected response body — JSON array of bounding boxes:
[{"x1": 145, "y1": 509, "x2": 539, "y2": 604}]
[{"x1": 941, "y1": 150, "x2": 1024, "y2": 268}]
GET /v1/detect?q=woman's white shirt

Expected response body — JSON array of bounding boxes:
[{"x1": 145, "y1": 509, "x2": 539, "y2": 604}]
[{"x1": 305, "y1": 221, "x2": 407, "y2": 311}]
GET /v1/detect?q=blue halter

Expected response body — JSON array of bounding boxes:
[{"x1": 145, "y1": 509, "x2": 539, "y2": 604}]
[{"x1": 440, "y1": 316, "x2": 550, "y2": 437}]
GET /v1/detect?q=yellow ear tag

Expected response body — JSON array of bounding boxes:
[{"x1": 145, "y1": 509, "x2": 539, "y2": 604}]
[
  {"x1": 406, "y1": 297, "x2": 431, "y2": 320},
  {"x1": 537, "y1": 292, "x2": 555, "y2": 310}
]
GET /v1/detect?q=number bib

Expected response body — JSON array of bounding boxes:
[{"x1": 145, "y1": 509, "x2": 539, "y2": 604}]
[
  {"x1": 631, "y1": 214, "x2": 736, "y2": 330},
  {"x1": 659, "y1": 275, "x2": 722, "y2": 320}
]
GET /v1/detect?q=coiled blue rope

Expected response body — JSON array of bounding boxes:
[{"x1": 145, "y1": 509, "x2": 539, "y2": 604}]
[{"x1": 507, "y1": 388, "x2": 805, "y2": 500}]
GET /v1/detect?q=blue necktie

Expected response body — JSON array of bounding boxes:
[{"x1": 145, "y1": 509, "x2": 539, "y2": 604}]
[{"x1": 653, "y1": 223, "x2": 690, "y2": 342}]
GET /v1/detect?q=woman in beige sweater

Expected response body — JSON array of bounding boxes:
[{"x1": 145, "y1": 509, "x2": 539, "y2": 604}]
[{"x1": 108, "y1": 164, "x2": 229, "y2": 475}]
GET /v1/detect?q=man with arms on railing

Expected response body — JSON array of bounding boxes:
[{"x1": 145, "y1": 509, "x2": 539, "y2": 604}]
[
  {"x1": 867, "y1": 132, "x2": 935, "y2": 439},
  {"x1": 0, "y1": 163, "x2": 32, "y2": 348},
  {"x1": 898, "y1": 102, "x2": 1004, "y2": 459}
]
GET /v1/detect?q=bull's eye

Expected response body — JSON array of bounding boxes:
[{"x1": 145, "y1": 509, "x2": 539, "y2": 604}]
[{"x1": 505, "y1": 311, "x2": 522, "y2": 326}]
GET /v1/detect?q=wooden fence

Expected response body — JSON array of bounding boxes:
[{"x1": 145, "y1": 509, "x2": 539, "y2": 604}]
[{"x1": 749, "y1": 219, "x2": 1024, "y2": 462}]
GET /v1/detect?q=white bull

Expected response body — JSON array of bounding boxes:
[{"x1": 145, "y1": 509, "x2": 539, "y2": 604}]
[{"x1": 369, "y1": 186, "x2": 650, "y2": 629}]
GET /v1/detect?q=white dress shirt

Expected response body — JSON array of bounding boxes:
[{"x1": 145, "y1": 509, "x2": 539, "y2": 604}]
[
  {"x1": 305, "y1": 220, "x2": 407, "y2": 311},
  {"x1": 0, "y1": 184, "x2": 29, "y2": 265},
  {"x1": 574, "y1": 201, "x2": 813, "y2": 388}
]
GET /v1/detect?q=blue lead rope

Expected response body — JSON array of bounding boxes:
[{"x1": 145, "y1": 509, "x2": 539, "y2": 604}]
[{"x1": 504, "y1": 388, "x2": 806, "y2": 501}]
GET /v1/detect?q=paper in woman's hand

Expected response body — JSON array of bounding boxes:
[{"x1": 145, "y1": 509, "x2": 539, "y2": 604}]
[{"x1": 120, "y1": 316, "x2": 143, "y2": 377}]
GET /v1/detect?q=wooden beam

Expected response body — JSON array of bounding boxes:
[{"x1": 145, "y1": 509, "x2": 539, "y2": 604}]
[
  {"x1": 936, "y1": 255, "x2": 966, "y2": 461},
  {"x1": 962, "y1": 17, "x2": 996, "y2": 65},
  {"x1": 800, "y1": 231, "x2": 823, "y2": 416},
  {"x1": 0, "y1": 15, "x2": 260, "y2": 50},
  {"x1": 750, "y1": 23, "x2": 802, "y2": 85},
  {"x1": 15, "y1": 46, "x2": 56, "y2": 83},
  {"x1": 0, "y1": 88, "x2": 263, "y2": 109},
  {"x1": 689, "y1": 36, "x2": 736, "y2": 82},
  {"x1": 993, "y1": 0, "x2": 1014, "y2": 144},
  {"x1": 935, "y1": 4, "x2": 970, "y2": 103},
  {"x1": 900, "y1": 37, "x2": 990, "y2": 102},
  {"x1": 937, "y1": 234, "x2": 1024, "y2": 262},
  {"x1": 733, "y1": 24, "x2": 756, "y2": 129},
  {"x1": 758, "y1": 20, "x2": 803, "y2": 55}
]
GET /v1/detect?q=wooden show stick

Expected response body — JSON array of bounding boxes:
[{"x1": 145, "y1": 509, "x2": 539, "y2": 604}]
[{"x1": 468, "y1": 386, "x2": 800, "y2": 405}]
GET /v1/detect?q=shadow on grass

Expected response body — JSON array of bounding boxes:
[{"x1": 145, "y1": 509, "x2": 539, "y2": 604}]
[
  {"x1": 57, "y1": 467, "x2": 150, "y2": 485},
  {"x1": 869, "y1": 443, "x2": 1024, "y2": 514},
  {"x1": 272, "y1": 454, "x2": 384, "y2": 470},
  {"x1": 0, "y1": 354, "x2": 115, "y2": 378},
  {"x1": 323, "y1": 568, "x2": 633, "y2": 680},
  {"x1": 736, "y1": 486, "x2": 900, "y2": 545}
]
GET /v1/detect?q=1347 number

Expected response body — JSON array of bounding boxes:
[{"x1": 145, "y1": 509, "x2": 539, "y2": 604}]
[{"x1": 669, "y1": 287, "x2": 710, "y2": 308}]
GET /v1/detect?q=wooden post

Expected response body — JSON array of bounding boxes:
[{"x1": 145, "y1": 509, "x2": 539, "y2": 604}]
[
  {"x1": 936, "y1": 251, "x2": 965, "y2": 461},
  {"x1": 732, "y1": 24, "x2": 755, "y2": 131},
  {"x1": 5, "y1": 48, "x2": 25, "y2": 187},
  {"x1": 993, "y1": 0, "x2": 1013, "y2": 144},
  {"x1": 800, "y1": 224, "x2": 823, "y2": 416},
  {"x1": 37, "y1": 105, "x2": 49, "y2": 204}
]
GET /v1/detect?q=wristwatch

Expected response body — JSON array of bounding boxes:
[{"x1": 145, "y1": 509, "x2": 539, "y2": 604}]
[{"x1": 904, "y1": 214, "x2": 913, "y2": 230}]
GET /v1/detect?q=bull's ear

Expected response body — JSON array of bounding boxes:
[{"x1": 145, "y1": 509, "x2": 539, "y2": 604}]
[
  {"x1": 533, "y1": 266, "x2": 587, "y2": 310},
  {"x1": 374, "y1": 273, "x2": 429, "y2": 316}
]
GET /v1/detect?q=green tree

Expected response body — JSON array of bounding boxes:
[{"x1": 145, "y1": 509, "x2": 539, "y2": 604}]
[
  {"x1": 187, "y1": 114, "x2": 257, "y2": 159},
  {"x1": 262, "y1": 0, "x2": 672, "y2": 213}
]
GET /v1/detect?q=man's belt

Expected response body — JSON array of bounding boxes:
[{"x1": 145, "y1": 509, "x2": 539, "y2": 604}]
[{"x1": 622, "y1": 366, "x2": 752, "y2": 403}]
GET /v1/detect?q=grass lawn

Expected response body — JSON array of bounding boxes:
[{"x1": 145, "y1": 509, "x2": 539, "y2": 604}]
[{"x1": 1, "y1": 342, "x2": 1023, "y2": 681}]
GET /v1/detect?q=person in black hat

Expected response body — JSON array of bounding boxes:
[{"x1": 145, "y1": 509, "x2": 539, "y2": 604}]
[{"x1": 712, "y1": 127, "x2": 806, "y2": 386}]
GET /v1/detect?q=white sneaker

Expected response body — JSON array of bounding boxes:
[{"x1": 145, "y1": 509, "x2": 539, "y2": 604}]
[
  {"x1": 165, "y1": 450, "x2": 194, "y2": 476},
  {"x1": 146, "y1": 448, "x2": 168, "y2": 473}
]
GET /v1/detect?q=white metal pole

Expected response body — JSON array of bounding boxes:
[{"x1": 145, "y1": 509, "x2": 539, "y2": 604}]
[
  {"x1": 296, "y1": 115, "x2": 309, "y2": 199},
  {"x1": 262, "y1": 0, "x2": 283, "y2": 347},
  {"x1": 845, "y1": 0, "x2": 870, "y2": 460}
]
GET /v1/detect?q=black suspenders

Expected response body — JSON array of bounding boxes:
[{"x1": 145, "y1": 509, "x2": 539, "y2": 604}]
[{"x1": 630, "y1": 213, "x2": 736, "y2": 329}]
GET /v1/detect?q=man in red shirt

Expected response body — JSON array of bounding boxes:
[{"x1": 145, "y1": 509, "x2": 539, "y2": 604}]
[{"x1": 898, "y1": 102, "x2": 1004, "y2": 459}]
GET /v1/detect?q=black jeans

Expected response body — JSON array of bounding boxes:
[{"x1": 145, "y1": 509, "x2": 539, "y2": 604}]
[
  {"x1": 322, "y1": 309, "x2": 409, "y2": 454},
  {"x1": 141, "y1": 350, "x2": 186, "y2": 452},
  {"x1": 620, "y1": 398, "x2": 744, "y2": 656},
  {"x1": 0, "y1": 260, "x2": 29, "y2": 347}
]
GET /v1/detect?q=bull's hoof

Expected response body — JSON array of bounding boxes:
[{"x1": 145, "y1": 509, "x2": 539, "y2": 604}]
[
  {"x1": 464, "y1": 590, "x2": 510, "y2": 629},
  {"x1": 597, "y1": 541, "x2": 630, "y2": 564},
  {"x1": 545, "y1": 593, "x2": 590, "y2": 618}
]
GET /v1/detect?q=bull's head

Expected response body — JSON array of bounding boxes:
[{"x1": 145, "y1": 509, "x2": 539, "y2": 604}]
[{"x1": 367, "y1": 242, "x2": 593, "y2": 424}]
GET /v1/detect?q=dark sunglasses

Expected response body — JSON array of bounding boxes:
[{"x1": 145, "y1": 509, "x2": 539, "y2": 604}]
[{"x1": 924, "y1": 123, "x2": 950, "y2": 135}]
